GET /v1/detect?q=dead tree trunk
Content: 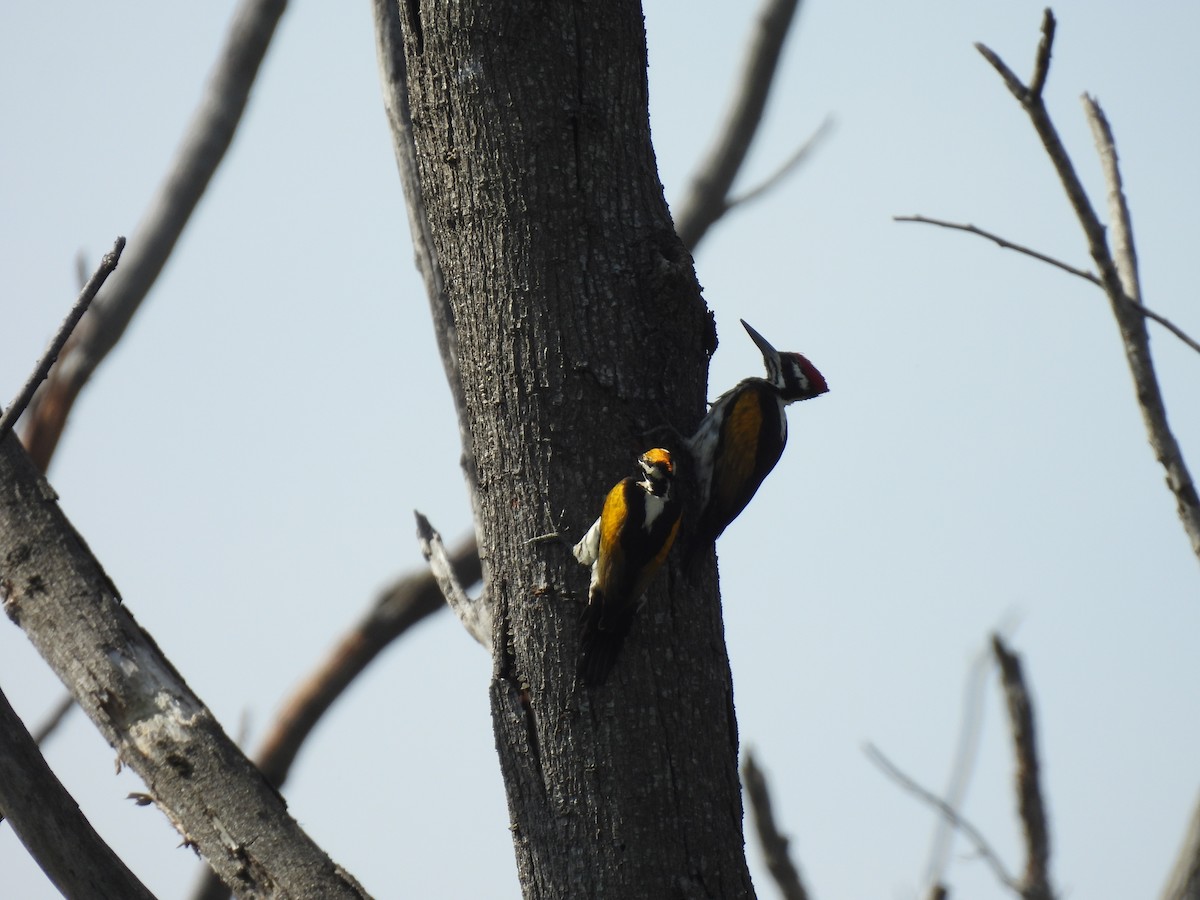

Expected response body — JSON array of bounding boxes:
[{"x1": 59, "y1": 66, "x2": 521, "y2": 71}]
[{"x1": 384, "y1": 0, "x2": 754, "y2": 895}]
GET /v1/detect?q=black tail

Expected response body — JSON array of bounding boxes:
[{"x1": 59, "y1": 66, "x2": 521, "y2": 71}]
[{"x1": 577, "y1": 595, "x2": 632, "y2": 686}]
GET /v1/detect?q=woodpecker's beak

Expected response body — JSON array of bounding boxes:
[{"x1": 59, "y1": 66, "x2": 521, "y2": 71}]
[{"x1": 740, "y1": 319, "x2": 780, "y2": 363}]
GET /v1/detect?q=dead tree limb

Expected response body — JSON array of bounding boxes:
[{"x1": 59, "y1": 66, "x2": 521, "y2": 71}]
[
  {"x1": 21, "y1": 0, "x2": 289, "y2": 471},
  {"x1": 0, "y1": 684, "x2": 155, "y2": 899},
  {"x1": 924, "y1": 635, "x2": 996, "y2": 891},
  {"x1": 742, "y1": 750, "x2": 809, "y2": 900},
  {"x1": 974, "y1": 8, "x2": 1200, "y2": 563},
  {"x1": 0, "y1": 238, "x2": 124, "y2": 442},
  {"x1": 865, "y1": 742, "x2": 1020, "y2": 894},
  {"x1": 190, "y1": 537, "x2": 480, "y2": 900},
  {"x1": 0, "y1": 435, "x2": 366, "y2": 898},
  {"x1": 674, "y1": 0, "x2": 810, "y2": 251},
  {"x1": 992, "y1": 635, "x2": 1055, "y2": 900},
  {"x1": 894, "y1": 215, "x2": 1200, "y2": 353}
]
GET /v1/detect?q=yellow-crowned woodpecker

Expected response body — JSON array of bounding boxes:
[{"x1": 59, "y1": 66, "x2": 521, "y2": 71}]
[
  {"x1": 573, "y1": 448, "x2": 682, "y2": 685},
  {"x1": 687, "y1": 320, "x2": 828, "y2": 545}
]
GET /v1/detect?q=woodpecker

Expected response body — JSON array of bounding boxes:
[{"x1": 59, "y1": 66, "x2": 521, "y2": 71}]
[
  {"x1": 573, "y1": 448, "x2": 682, "y2": 685},
  {"x1": 687, "y1": 319, "x2": 828, "y2": 545}
]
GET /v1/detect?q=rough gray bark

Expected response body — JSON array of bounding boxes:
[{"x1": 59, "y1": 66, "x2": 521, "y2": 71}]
[
  {"x1": 385, "y1": 0, "x2": 752, "y2": 896},
  {"x1": 0, "y1": 435, "x2": 367, "y2": 899}
]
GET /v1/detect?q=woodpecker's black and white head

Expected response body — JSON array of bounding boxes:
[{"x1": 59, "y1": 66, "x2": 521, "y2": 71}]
[
  {"x1": 741, "y1": 319, "x2": 829, "y2": 403},
  {"x1": 636, "y1": 447, "x2": 675, "y2": 499}
]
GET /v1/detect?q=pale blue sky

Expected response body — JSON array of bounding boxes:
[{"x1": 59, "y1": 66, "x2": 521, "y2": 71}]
[{"x1": 2, "y1": 2, "x2": 1198, "y2": 897}]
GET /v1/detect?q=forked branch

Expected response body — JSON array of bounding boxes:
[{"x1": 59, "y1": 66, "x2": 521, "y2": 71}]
[
  {"x1": 20, "y1": 0, "x2": 289, "y2": 471},
  {"x1": 0, "y1": 238, "x2": 124, "y2": 441},
  {"x1": 742, "y1": 750, "x2": 810, "y2": 900},
  {"x1": 968, "y1": 8, "x2": 1200, "y2": 562}
]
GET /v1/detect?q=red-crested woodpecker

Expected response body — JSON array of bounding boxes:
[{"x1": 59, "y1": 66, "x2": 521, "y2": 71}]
[
  {"x1": 687, "y1": 319, "x2": 828, "y2": 545},
  {"x1": 573, "y1": 448, "x2": 682, "y2": 685}
]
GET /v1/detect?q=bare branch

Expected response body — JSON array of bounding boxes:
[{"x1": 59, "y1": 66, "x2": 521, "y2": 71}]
[
  {"x1": 416, "y1": 512, "x2": 492, "y2": 649},
  {"x1": 0, "y1": 685, "x2": 155, "y2": 899},
  {"x1": 975, "y1": 13, "x2": 1200, "y2": 563},
  {"x1": 0, "y1": 437, "x2": 366, "y2": 898},
  {"x1": 924, "y1": 635, "x2": 996, "y2": 891},
  {"x1": 896, "y1": 215, "x2": 1099, "y2": 284},
  {"x1": 895, "y1": 215, "x2": 1200, "y2": 354},
  {"x1": 21, "y1": 0, "x2": 288, "y2": 472},
  {"x1": 0, "y1": 238, "x2": 124, "y2": 442},
  {"x1": 974, "y1": 43, "x2": 1028, "y2": 104},
  {"x1": 1083, "y1": 96, "x2": 1140, "y2": 303},
  {"x1": 191, "y1": 539, "x2": 480, "y2": 900},
  {"x1": 1028, "y1": 9, "x2": 1056, "y2": 100},
  {"x1": 975, "y1": 10, "x2": 1056, "y2": 106},
  {"x1": 30, "y1": 693, "x2": 76, "y2": 746},
  {"x1": 992, "y1": 636, "x2": 1054, "y2": 900},
  {"x1": 256, "y1": 537, "x2": 479, "y2": 788},
  {"x1": 727, "y1": 116, "x2": 835, "y2": 211},
  {"x1": 674, "y1": 0, "x2": 805, "y2": 250},
  {"x1": 1162, "y1": 788, "x2": 1200, "y2": 900},
  {"x1": 742, "y1": 750, "x2": 809, "y2": 900},
  {"x1": 866, "y1": 742, "x2": 1020, "y2": 893}
]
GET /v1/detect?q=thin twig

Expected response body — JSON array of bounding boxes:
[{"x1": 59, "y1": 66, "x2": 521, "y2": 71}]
[
  {"x1": 416, "y1": 512, "x2": 492, "y2": 649},
  {"x1": 21, "y1": 0, "x2": 289, "y2": 472},
  {"x1": 895, "y1": 215, "x2": 1200, "y2": 354},
  {"x1": 865, "y1": 742, "x2": 1020, "y2": 893},
  {"x1": 977, "y1": 11, "x2": 1200, "y2": 563},
  {"x1": 992, "y1": 636, "x2": 1054, "y2": 900},
  {"x1": 727, "y1": 116, "x2": 835, "y2": 211},
  {"x1": 924, "y1": 635, "x2": 996, "y2": 891},
  {"x1": 674, "y1": 0, "x2": 805, "y2": 250},
  {"x1": 1028, "y1": 9, "x2": 1056, "y2": 100},
  {"x1": 1, "y1": 436, "x2": 367, "y2": 897},
  {"x1": 742, "y1": 750, "x2": 809, "y2": 900},
  {"x1": 30, "y1": 693, "x2": 76, "y2": 746},
  {"x1": 257, "y1": 537, "x2": 479, "y2": 788},
  {"x1": 1083, "y1": 96, "x2": 1140, "y2": 304},
  {"x1": 0, "y1": 238, "x2": 124, "y2": 442},
  {"x1": 896, "y1": 215, "x2": 1098, "y2": 284}
]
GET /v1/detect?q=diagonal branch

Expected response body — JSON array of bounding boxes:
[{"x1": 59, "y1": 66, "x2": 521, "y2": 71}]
[
  {"x1": 21, "y1": 0, "x2": 289, "y2": 472},
  {"x1": 30, "y1": 693, "x2": 76, "y2": 746},
  {"x1": 257, "y1": 536, "x2": 480, "y2": 789},
  {"x1": 726, "y1": 116, "x2": 834, "y2": 212},
  {"x1": 673, "y1": 0, "x2": 807, "y2": 251},
  {"x1": 992, "y1": 636, "x2": 1054, "y2": 900},
  {"x1": 0, "y1": 684, "x2": 155, "y2": 899},
  {"x1": 742, "y1": 750, "x2": 809, "y2": 900},
  {"x1": 865, "y1": 742, "x2": 1020, "y2": 893},
  {"x1": 190, "y1": 538, "x2": 480, "y2": 900},
  {"x1": 0, "y1": 430, "x2": 366, "y2": 897},
  {"x1": 975, "y1": 10, "x2": 1200, "y2": 564},
  {"x1": 0, "y1": 239, "x2": 124, "y2": 442},
  {"x1": 894, "y1": 215, "x2": 1200, "y2": 354},
  {"x1": 896, "y1": 215, "x2": 1099, "y2": 285},
  {"x1": 923, "y1": 634, "x2": 998, "y2": 892}
]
